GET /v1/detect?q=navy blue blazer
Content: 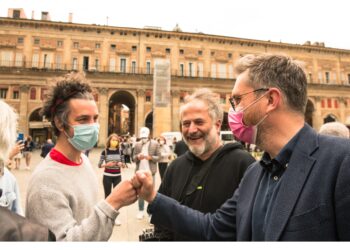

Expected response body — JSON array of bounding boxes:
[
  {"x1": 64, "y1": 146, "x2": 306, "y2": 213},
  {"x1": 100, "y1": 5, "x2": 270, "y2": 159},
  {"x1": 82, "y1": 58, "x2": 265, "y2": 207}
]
[{"x1": 149, "y1": 124, "x2": 350, "y2": 241}]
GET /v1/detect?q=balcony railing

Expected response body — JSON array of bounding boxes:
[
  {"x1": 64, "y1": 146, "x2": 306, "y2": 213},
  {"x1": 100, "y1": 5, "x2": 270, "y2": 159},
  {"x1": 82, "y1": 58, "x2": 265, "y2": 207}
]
[{"x1": 0, "y1": 59, "x2": 234, "y2": 80}]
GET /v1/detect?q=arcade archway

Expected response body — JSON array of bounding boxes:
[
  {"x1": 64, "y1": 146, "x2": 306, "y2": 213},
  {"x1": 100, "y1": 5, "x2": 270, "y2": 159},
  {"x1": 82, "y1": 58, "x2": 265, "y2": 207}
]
[
  {"x1": 305, "y1": 99, "x2": 315, "y2": 127},
  {"x1": 323, "y1": 114, "x2": 337, "y2": 124},
  {"x1": 28, "y1": 108, "x2": 52, "y2": 146},
  {"x1": 108, "y1": 91, "x2": 136, "y2": 136},
  {"x1": 145, "y1": 111, "x2": 153, "y2": 136}
]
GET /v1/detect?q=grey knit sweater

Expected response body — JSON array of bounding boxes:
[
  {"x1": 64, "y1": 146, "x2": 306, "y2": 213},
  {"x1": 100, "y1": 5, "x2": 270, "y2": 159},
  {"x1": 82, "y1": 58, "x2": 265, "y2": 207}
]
[{"x1": 25, "y1": 154, "x2": 119, "y2": 241}]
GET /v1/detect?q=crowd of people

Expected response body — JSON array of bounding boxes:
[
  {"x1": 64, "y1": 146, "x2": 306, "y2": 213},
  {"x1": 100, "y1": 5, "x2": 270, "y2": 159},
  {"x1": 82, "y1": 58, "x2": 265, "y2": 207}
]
[{"x1": 1, "y1": 53, "x2": 350, "y2": 241}]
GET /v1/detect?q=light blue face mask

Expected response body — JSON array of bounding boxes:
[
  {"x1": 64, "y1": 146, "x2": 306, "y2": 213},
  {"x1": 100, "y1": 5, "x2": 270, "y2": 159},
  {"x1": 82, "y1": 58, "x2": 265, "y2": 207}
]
[{"x1": 66, "y1": 123, "x2": 100, "y2": 151}]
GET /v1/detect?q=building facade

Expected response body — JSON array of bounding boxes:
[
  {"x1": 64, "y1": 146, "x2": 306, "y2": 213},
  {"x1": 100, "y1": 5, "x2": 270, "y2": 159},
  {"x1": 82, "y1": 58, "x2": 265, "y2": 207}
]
[{"x1": 1, "y1": 9, "x2": 350, "y2": 146}]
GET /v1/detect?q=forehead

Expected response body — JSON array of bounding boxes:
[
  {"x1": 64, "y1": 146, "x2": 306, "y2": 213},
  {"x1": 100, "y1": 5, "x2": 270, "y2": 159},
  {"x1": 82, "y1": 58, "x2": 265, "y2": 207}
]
[
  {"x1": 110, "y1": 136, "x2": 119, "y2": 141},
  {"x1": 68, "y1": 98, "x2": 98, "y2": 116},
  {"x1": 232, "y1": 71, "x2": 252, "y2": 95},
  {"x1": 181, "y1": 100, "x2": 210, "y2": 120}
]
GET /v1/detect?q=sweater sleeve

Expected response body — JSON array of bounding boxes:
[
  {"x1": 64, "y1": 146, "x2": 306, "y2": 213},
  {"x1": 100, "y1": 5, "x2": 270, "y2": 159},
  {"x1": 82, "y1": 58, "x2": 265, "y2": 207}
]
[
  {"x1": 97, "y1": 150, "x2": 106, "y2": 168},
  {"x1": 26, "y1": 172, "x2": 119, "y2": 241}
]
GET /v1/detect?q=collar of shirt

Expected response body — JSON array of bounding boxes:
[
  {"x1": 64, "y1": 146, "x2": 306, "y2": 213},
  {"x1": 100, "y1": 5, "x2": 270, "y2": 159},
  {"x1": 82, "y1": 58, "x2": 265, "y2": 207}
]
[
  {"x1": 259, "y1": 124, "x2": 305, "y2": 175},
  {"x1": 49, "y1": 148, "x2": 82, "y2": 166}
]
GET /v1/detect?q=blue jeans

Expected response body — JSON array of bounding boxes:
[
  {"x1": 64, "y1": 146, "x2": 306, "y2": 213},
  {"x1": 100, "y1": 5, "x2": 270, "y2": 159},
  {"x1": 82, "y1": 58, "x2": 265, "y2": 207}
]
[{"x1": 138, "y1": 174, "x2": 155, "y2": 211}]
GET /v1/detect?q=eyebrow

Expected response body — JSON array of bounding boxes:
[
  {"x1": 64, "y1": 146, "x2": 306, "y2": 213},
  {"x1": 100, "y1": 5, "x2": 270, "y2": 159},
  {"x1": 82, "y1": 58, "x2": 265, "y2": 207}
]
[{"x1": 75, "y1": 114, "x2": 99, "y2": 120}]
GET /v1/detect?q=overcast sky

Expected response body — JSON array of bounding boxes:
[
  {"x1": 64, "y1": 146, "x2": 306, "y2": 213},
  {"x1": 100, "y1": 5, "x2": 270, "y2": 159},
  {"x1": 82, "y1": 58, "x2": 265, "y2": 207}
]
[{"x1": 1, "y1": 0, "x2": 349, "y2": 50}]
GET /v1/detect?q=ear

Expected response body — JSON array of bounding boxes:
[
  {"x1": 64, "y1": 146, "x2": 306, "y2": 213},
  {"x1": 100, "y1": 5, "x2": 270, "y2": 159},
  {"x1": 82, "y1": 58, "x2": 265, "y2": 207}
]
[
  {"x1": 266, "y1": 88, "x2": 281, "y2": 113},
  {"x1": 54, "y1": 116, "x2": 64, "y2": 132},
  {"x1": 215, "y1": 119, "x2": 222, "y2": 131}
]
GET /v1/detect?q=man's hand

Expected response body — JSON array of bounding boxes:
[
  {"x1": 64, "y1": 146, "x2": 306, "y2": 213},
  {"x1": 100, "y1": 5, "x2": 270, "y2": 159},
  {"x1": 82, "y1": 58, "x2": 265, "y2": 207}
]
[
  {"x1": 131, "y1": 170, "x2": 157, "y2": 203},
  {"x1": 137, "y1": 154, "x2": 145, "y2": 160},
  {"x1": 106, "y1": 180, "x2": 138, "y2": 210}
]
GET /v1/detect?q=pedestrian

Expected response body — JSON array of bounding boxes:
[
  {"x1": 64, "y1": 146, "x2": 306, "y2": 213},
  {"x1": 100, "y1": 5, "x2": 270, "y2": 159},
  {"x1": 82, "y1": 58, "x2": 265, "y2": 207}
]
[
  {"x1": 25, "y1": 72, "x2": 137, "y2": 241},
  {"x1": 132, "y1": 54, "x2": 350, "y2": 241},
  {"x1": 40, "y1": 139, "x2": 55, "y2": 158},
  {"x1": 152, "y1": 88, "x2": 255, "y2": 241},
  {"x1": 0, "y1": 99, "x2": 55, "y2": 241},
  {"x1": 121, "y1": 136, "x2": 132, "y2": 166},
  {"x1": 8, "y1": 140, "x2": 24, "y2": 170},
  {"x1": 98, "y1": 133, "x2": 126, "y2": 226},
  {"x1": 132, "y1": 127, "x2": 160, "y2": 220},
  {"x1": 319, "y1": 121, "x2": 349, "y2": 138},
  {"x1": 157, "y1": 136, "x2": 172, "y2": 181},
  {"x1": 23, "y1": 135, "x2": 35, "y2": 170}
]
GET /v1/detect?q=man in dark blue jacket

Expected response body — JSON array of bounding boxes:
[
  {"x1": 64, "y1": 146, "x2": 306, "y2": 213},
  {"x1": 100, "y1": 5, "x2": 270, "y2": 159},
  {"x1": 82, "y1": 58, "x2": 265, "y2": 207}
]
[{"x1": 132, "y1": 54, "x2": 350, "y2": 241}]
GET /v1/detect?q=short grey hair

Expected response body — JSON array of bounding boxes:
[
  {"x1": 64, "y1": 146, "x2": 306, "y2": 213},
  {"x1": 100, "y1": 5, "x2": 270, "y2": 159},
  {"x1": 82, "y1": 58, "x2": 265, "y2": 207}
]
[
  {"x1": 319, "y1": 122, "x2": 349, "y2": 138},
  {"x1": 0, "y1": 100, "x2": 18, "y2": 161},
  {"x1": 180, "y1": 88, "x2": 223, "y2": 122},
  {"x1": 234, "y1": 54, "x2": 308, "y2": 114}
]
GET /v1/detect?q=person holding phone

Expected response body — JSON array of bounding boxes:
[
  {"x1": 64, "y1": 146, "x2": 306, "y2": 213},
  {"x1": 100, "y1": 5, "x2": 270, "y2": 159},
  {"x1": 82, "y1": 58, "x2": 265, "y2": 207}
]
[
  {"x1": 9, "y1": 139, "x2": 24, "y2": 170},
  {"x1": 23, "y1": 135, "x2": 35, "y2": 170},
  {"x1": 98, "y1": 133, "x2": 126, "y2": 226}
]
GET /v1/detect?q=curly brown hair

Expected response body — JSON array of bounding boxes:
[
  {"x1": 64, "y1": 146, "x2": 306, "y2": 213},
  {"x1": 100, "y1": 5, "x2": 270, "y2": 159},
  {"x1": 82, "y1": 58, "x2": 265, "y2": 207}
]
[{"x1": 40, "y1": 72, "x2": 94, "y2": 136}]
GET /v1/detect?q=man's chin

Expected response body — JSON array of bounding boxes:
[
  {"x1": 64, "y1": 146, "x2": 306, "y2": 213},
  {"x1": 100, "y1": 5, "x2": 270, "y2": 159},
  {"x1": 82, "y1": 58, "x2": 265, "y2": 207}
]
[{"x1": 188, "y1": 145, "x2": 205, "y2": 157}]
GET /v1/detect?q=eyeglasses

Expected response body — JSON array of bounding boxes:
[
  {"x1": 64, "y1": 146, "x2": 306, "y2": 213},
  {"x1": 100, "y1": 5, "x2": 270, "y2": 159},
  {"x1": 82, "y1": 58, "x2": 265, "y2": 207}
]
[{"x1": 229, "y1": 88, "x2": 269, "y2": 111}]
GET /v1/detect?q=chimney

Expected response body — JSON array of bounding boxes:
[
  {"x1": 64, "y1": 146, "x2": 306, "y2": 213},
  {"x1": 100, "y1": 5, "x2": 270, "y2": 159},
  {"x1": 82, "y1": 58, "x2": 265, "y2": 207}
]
[
  {"x1": 41, "y1": 11, "x2": 50, "y2": 21},
  {"x1": 68, "y1": 13, "x2": 73, "y2": 23}
]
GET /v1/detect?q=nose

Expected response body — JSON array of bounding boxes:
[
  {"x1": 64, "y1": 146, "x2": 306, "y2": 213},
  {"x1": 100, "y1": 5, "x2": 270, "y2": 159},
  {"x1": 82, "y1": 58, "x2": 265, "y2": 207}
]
[{"x1": 188, "y1": 122, "x2": 198, "y2": 133}]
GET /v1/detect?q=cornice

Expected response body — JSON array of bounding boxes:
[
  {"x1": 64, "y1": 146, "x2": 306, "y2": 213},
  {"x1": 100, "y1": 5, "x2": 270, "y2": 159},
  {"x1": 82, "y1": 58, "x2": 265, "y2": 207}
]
[{"x1": 2, "y1": 17, "x2": 350, "y2": 56}]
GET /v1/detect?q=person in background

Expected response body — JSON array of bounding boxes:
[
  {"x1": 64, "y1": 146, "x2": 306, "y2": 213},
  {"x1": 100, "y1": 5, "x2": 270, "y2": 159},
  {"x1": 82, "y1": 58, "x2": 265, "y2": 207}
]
[
  {"x1": 23, "y1": 135, "x2": 35, "y2": 170},
  {"x1": 152, "y1": 88, "x2": 255, "y2": 240},
  {"x1": 40, "y1": 139, "x2": 55, "y2": 158},
  {"x1": 133, "y1": 54, "x2": 350, "y2": 241},
  {"x1": 0, "y1": 99, "x2": 55, "y2": 241},
  {"x1": 98, "y1": 133, "x2": 126, "y2": 226},
  {"x1": 8, "y1": 140, "x2": 24, "y2": 170},
  {"x1": 157, "y1": 136, "x2": 172, "y2": 181},
  {"x1": 121, "y1": 136, "x2": 132, "y2": 166},
  {"x1": 132, "y1": 127, "x2": 160, "y2": 220},
  {"x1": 319, "y1": 121, "x2": 349, "y2": 138},
  {"x1": 26, "y1": 73, "x2": 137, "y2": 241}
]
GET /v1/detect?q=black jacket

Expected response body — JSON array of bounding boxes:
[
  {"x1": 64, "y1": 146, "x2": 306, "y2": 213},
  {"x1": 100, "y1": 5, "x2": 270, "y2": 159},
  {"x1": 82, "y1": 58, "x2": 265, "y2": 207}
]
[
  {"x1": 156, "y1": 142, "x2": 255, "y2": 240},
  {"x1": 0, "y1": 207, "x2": 55, "y2": 241}
]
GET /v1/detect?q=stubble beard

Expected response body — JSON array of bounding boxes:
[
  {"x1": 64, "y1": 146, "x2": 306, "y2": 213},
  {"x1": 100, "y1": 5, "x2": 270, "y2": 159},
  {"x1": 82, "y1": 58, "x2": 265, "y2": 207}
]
[{"x1": 187, "y1": 126, "x2": 217, "y2": 158}]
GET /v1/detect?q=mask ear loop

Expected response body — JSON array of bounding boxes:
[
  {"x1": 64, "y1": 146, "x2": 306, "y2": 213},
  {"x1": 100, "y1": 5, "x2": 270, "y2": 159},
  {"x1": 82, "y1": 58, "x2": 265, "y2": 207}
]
[{"x1": 241, "y1": 91, "x2": 270, "y2": 112}]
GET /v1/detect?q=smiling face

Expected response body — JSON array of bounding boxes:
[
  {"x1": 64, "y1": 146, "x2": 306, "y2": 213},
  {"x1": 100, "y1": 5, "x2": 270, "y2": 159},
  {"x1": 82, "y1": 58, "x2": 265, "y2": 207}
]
[{"x1": 181, "y1": 100, "x2": 221, "y2": 160}]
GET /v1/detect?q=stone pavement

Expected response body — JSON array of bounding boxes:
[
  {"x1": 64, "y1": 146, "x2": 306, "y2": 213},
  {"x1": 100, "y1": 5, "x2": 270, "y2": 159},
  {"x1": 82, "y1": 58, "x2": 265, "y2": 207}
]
[{"x1": 10, "y1": 148, "x2": 160, "y2": 241}]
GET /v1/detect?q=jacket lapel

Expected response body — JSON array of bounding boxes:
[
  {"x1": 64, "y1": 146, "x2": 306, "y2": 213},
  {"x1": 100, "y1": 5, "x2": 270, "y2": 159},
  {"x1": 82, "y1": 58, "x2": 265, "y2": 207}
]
[{"x1": 265, "y1": 125, "x2": 318, "y2": 240}]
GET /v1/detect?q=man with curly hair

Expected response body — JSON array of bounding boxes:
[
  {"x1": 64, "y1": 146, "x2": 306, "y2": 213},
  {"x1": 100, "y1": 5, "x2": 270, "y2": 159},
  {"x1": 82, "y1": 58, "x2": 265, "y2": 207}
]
[{"x1": 26, "y1": 73, "x2": 137, "y2": 241}]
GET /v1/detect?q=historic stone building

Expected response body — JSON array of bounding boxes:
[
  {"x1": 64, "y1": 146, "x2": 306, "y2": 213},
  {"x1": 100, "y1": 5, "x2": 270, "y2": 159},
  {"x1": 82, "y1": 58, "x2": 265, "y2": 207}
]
[{"x1": 1, "y1": 9, "x2": 350, "y2": 146}]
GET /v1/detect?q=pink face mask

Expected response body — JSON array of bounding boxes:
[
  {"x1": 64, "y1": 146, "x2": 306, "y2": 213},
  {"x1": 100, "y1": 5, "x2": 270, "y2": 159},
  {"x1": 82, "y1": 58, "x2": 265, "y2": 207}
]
[{"x1": 228, "y1": 109, "x2": 257, "y2": 144}]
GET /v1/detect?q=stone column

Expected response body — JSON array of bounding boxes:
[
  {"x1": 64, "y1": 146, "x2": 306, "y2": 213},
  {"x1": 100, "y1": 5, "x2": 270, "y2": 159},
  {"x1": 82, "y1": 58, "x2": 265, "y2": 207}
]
[
  {"x1": 171, "y1": 90, "x2": 181, "y2": 131},
  {"x1": 98, "y1": 87, "x2": 108, "y2": 147},
  {"x1": 312, "y1": 58, "x2": 319, "y2": 83},
  {"x1": 19, "y1": 84, "x2": 30, "y2": 135},
  {"x1": 314, "y1": 96, "x2": 323, "y2": 130},
  {"x1": 339, "y1": 97, "x2": 346, "y2": 123},
  {"x1": 136, "y1": 89, "x2": 145, "y2": 134}
]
